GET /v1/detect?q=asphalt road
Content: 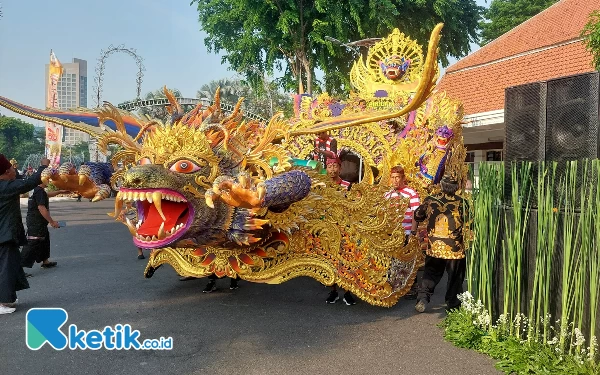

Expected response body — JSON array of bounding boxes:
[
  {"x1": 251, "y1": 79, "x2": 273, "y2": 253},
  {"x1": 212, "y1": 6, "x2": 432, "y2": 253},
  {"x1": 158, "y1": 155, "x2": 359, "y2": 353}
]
[{"x1": 0, "y1": 198, "x2": 500, "y2": 375}]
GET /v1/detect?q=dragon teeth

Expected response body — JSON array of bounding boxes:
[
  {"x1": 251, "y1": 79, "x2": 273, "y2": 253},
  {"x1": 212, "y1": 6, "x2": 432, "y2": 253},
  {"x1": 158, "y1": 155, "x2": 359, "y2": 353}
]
[
  {"x1": 124, "y1": 218, "x2": 137, "y2": 236},
  {"x1": 157, "y1": 222, "x2": 166, "y2": 240},
  {"x1": 118, "y1": 190, "x2": 186, "y2": 203},
  {"x1": 112, "y1": 195, "x2": 124, "y2": 218},
  {"x1": 152, "y1": 192, "x2": 166, "y2": 221}
]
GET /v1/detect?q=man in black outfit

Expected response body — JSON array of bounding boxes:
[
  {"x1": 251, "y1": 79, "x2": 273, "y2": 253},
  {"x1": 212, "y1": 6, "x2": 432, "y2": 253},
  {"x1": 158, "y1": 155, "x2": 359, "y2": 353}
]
[
  {"x1": 0, "y1": 154, "x2": 50, "y2": 314},
  {"x1": 413, "y1": 175, "x2": 469, "y2": 313},
  {"x1": 21, "y1": 181, "x2": 68, "y2": 274}
]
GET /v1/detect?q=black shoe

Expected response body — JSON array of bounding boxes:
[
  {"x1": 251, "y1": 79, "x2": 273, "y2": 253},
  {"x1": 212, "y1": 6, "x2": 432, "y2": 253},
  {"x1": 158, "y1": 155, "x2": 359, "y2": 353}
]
[
  {"x1": 343, "y1": 292, "x2": 356, "y2": 305},
  {"x1": 137, "y1": 254, "x2": 145, "y2": 260},
  {"x1": 326, "y1": 290, "x2": 339, "y2": 304},
  {"x1": 25, "y1": 273, "x2": 33, "y2": 278},
  {"x1": 41, "y1": 261, "x2": 57, "y2": 268},
  {"x1": 229, "y1": 279, "x2": 239, "y2": 290},
  {"x1": 203, "y1": 281, "x2": 217, "y2": 293}
]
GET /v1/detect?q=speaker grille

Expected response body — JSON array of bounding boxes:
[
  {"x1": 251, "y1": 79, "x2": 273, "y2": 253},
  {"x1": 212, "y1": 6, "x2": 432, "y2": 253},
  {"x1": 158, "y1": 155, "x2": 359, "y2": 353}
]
[
  {"x1": 545, "y1": 72, "x2": 599, "y2": 161},
  {"x1": 504, "y1": 83, "x2": 546, "y2": 206},
  {"x1": 504, "y1": 83, "x2": 547, "y2": 163}
]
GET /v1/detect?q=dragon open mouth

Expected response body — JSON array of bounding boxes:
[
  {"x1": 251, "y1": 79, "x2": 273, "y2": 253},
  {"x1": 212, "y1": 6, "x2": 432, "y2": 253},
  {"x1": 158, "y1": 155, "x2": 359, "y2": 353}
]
[{"x1": 115, "y1": 188, "x2": 194, "y2": 248}]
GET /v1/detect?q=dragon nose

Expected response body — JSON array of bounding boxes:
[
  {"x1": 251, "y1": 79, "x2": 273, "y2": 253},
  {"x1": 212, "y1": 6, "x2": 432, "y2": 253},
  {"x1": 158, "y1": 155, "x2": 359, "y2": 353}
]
[
  {"x1": 123, "y1": 167, "x2": 149, "y2": 188},
  {"x1": 130, "y1": 177, "x2": 143, "y2": 186}
]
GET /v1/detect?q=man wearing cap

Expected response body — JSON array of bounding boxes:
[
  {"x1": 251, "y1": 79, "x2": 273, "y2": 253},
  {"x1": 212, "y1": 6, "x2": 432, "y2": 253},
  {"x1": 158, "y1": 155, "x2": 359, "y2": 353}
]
[
  {"x1": 323, "y1": 156, "x2": 356, "y2": 305},
  {"x1": 413, "y1": 175, "x2": 469, "y2": 313},
  {"x1": 0, "y1": 153, "x2": 50, "y2": 314}
]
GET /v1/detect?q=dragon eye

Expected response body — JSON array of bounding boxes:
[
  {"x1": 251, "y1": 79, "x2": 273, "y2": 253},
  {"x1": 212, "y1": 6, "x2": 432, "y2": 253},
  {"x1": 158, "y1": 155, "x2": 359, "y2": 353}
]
[
  {"x1": 139, "y1": 158, "x2": 152, "y2": 165},
  {"x1": 170, "y1": 159, "x2": 201, "y2": 173}
]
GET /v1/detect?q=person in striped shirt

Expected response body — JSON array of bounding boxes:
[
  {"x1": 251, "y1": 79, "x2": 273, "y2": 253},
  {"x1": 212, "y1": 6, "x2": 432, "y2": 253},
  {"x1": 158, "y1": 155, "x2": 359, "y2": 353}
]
[
  {"x1": 324, "y1": 156, "x2": 356, "y2": 305},
  {"x1": 314, "y1": 131, "x2": 337, "y2": 167},
  {"x1": 384, "y1": 165, "x2": 419, "y2": 236},
  {"x1": 384, "y1": 165, "x2": 420, "y2": 299}
]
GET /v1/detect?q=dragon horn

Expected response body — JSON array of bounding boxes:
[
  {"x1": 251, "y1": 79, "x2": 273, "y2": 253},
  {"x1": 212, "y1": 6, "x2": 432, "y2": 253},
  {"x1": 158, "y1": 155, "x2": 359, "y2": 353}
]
[
  {"x1": 288, "y1": 23, "x2": 443, "y2": 137},
  {"x1": 0, "y1": 96, "x2": 145, "y2": 140},
  {"x1": 163, "y1": 86, "x2": 183, "y2": 121}
]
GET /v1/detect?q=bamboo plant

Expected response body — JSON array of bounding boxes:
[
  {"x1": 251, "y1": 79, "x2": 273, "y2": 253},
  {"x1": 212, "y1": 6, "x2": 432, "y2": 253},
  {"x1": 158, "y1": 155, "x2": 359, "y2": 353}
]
[{"x1": 502, "y1": 162, "x2": 533, "y2": 335}]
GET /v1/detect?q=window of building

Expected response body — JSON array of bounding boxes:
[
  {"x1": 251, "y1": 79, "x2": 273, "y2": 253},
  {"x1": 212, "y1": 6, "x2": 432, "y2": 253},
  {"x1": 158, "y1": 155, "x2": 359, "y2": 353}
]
[
  {"x1": 486, "y1": 150, "x2": 503, "y2": 161},
  {"x1": 465, "y1": 151, "x2": 475, "y2": 163}
]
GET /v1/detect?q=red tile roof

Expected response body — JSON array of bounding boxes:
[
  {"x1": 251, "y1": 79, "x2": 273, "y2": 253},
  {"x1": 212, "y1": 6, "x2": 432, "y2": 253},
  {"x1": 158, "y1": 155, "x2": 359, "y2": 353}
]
[
  {"x1": 437, "y1": 0, "x2": 599, "y2": 115},
  {"x1": 438, "y1": 42, "x2": 595, "y2": 114}
]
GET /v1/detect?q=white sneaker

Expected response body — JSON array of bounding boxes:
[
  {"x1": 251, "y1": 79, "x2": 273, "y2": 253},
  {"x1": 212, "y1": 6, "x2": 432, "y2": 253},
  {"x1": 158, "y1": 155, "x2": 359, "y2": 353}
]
[
  {"x1": 4, "y1": 299, "x2": 18, "y2": 308},
  {"x1": 0, "y1": 305, "x2": 16, "y2": 314}
]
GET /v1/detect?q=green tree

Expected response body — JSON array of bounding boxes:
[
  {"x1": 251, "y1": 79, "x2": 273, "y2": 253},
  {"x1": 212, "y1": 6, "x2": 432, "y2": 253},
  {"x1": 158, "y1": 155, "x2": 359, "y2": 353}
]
[
  {"x1": 119, "y1": 88, "x2": 196, "y2": 123},
  {"x1": 63, "y1": 141, "x2": 91, "y2": 162},
  {"x1": 0, "y1": 116, "x2": 44, "y2": 164},
  {"x1": 191, "y1": 0, "x2": 483, "y2": 95},
  {"x1": 197, "y1": 77, "x2": 293, "y2": 119},
  {"x1": 107, "y1": 144, "x2": 123, "y2": 160},
  {"x1": 141, "y1": 88, "x2": 182, "y2": 122},
  {"x1": 582, "y1": 10, "x2": 600, "y2": 71},
  {"x1": 479, "y1": 0, "x2": 558, "y2": 46},
  {"x1": 197, "y1": 78, "x2": 245, "y2": 104}
]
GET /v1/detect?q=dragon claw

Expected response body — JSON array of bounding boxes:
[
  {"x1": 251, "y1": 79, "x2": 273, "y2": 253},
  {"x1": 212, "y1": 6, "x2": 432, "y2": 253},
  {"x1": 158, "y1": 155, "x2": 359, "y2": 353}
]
[
  {"x1": 205, "y1": 190, "x2": 216, "y2": 209},
  {"x1": 257, "y1": 183, "x2": 266, "y2": 202},
  {"x1": 238, "y1": 174, "x2": 248, "y2": 189}
]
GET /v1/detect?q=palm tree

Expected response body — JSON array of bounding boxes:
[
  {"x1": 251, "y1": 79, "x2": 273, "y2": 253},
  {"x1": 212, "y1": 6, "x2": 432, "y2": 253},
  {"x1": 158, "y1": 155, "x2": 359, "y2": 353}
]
[
  {"x1": 197, "y1": 77, "x2": 293, "y2": 119},
  {"x1": 196, "y1": 78, "x2": 244, "y2": 104},
  {"x1": 137, "y1": 88, "x2": 183, "y2": 122}
]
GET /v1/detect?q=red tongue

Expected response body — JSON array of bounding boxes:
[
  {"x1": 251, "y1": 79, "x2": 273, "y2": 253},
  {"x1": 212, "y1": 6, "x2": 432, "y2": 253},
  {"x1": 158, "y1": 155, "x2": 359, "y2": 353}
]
[{"x1": 137, "y1": 200, "x2": 187, "y2": 236}]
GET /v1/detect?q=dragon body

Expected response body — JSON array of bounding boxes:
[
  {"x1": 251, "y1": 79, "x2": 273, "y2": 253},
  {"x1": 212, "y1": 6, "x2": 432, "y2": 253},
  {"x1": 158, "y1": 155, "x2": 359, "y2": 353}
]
[{"x1": 0, "y1": 24, "x2": 469, "y2": 307}]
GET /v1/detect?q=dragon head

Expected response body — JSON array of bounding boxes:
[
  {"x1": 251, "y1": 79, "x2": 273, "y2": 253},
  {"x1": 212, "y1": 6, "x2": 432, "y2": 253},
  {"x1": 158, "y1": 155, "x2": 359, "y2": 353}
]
[
  {"x1": 112, "y1": 88, "x2": 285, "y2": 250},
  {"x1": 116, "y1": 122, "x2": 218, "y2": 249}
]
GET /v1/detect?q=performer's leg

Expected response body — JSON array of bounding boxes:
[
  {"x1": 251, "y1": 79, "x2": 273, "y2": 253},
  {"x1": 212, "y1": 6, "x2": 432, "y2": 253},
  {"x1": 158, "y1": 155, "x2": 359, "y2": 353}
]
[
  {"x1": 0, "y1": 244, "x2": 29, "y2": 309},
  {"x1": 40, "y1": 235, "x2": 56, "y2": 268},
  {"x1": 415, "y1": 255, "x2": 445, "y2": 312},
  {"x1": 444, "y1": 257, "x2": 466, "y2": 310},
  {"x1": 203, "y1": 274, "x2": 217, "y2": 293},
  {"x1": 229, "y1": 275, "x2": 240, "y2": 290},
  {"x1": 326, "y1": 284, "x2": 339, "y2": 304},
  {"x1": 20, "y1": 240, "x2": 38, "y2": 269},
  {"x1": 342, "y1": 290, "x2": 356, "y2": 306}
]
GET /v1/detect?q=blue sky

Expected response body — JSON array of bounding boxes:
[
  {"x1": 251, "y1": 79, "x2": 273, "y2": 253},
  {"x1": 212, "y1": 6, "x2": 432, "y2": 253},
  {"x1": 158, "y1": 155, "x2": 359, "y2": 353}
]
[{"x1": 0, "y1": 0, "x2": 489, "y2": 125}]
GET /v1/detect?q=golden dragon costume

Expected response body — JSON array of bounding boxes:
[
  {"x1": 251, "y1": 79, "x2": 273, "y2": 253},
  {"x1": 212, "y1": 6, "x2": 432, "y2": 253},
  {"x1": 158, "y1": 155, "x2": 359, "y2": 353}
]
[{"x1": 0, "y1": 24, "x2": 468, "y2": 307}]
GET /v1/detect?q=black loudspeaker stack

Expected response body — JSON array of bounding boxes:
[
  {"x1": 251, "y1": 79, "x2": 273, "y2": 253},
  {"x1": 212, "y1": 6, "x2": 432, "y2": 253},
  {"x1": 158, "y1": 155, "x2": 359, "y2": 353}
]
[{"x1": 503, "y1": 72, "x2": 600, "y2": 207}]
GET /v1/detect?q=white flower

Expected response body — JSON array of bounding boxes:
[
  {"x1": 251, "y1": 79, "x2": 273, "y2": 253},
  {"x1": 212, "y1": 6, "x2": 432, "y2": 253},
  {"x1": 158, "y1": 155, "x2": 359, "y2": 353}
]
[
  {"x1": 572, "y1": 328, "x2": 585, "y2": 347},
  {"x1": 497, "y1": 314, "x2": 508, "y2": 325}
]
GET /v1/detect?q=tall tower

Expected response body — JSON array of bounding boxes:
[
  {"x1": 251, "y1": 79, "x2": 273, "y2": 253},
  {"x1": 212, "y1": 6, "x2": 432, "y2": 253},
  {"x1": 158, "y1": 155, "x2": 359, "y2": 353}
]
[{"x1": 45, "y1": 58, "x2": 88, "y2": 146}]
